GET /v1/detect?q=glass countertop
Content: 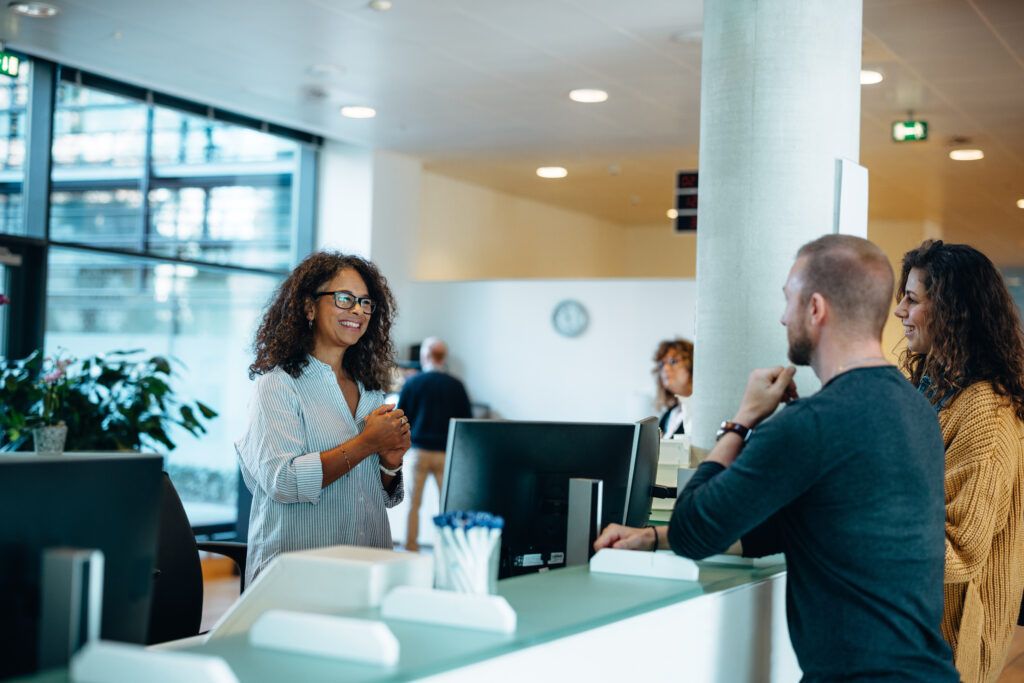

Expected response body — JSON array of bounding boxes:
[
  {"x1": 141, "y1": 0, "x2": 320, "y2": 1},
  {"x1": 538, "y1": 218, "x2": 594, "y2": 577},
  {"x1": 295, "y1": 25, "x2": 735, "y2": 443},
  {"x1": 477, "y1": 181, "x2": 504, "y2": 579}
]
[{"x1": 191, "y1": 561, "x2": 786, "y2": 682}]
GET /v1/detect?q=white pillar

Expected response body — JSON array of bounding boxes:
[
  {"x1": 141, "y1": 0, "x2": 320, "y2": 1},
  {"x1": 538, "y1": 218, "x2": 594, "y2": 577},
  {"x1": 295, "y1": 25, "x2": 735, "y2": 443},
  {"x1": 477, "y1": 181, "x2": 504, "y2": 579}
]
[{"x1": 691, "y1": 0, "x2": 863, "y2": 448}]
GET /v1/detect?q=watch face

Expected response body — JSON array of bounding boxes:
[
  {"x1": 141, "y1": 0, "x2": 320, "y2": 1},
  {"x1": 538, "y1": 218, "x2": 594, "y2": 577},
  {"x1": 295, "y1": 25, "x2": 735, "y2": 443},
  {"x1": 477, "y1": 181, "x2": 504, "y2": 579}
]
[{"x1": 551, "y1": 299, "x2": 589, "y2": 338}]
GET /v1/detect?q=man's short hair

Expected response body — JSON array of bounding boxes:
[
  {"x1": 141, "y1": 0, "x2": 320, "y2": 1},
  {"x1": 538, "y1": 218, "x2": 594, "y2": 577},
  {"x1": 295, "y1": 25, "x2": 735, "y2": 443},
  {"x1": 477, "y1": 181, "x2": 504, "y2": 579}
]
[
  {"x1": 795, "y1": 235, "x2": 894, "y2": 337},
  {"x1": 420, "y1": 337, "x2": 447, "y2": 366}
]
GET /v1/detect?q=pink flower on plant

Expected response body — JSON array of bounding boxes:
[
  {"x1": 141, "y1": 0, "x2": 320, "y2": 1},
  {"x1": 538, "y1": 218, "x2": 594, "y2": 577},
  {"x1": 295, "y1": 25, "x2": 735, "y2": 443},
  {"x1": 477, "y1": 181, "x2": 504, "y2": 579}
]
[{"x1": 43, "y1": 369, "x2": 65, "y2": 384}]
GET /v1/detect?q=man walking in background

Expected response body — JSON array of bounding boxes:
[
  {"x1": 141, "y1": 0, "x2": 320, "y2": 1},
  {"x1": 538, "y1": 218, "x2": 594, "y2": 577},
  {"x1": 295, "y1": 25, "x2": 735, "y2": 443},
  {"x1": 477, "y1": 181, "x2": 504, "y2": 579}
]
[{"x1": 399, "y1": 337, "x2": 472, "y2": 551}]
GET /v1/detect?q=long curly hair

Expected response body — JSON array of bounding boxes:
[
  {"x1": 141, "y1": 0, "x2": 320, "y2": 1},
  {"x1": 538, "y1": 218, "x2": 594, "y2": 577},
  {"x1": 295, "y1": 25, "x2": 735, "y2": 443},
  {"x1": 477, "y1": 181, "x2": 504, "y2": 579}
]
[
  {"x1": 249, "y1": 251, "x2": 397, "y2": 391},
  {"x1": 653, "y1": 338, "x2": 694, "y2": 410},
  {"x1": 898, "y1": 240, "x2": 1024, "y2": 419}
]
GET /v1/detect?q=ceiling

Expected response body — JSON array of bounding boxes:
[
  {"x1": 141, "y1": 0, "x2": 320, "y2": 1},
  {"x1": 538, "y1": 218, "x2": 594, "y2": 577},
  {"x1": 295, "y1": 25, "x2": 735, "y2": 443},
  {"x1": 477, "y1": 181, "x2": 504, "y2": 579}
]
[{"x1": 4, "y1": 0, "x2": 1024, "y2": 262}]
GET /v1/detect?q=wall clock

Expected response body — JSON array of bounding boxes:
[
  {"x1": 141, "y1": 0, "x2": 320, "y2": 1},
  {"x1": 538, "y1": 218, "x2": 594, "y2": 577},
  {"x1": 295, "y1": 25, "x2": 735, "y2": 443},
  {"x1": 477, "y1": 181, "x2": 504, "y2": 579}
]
[{"x1": 551, "y1": 299, "x2": 589, "y2": 338}]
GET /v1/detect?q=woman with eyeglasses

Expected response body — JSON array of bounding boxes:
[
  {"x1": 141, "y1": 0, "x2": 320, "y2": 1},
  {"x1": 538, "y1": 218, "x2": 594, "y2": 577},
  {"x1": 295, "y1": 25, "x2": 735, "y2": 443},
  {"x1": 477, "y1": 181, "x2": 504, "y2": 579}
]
[
  {"x1": 238, "y1": 251, "x2": 411, "y2": 584},
  {"x1": 894, "y1": 240, "x2": 1024, "y2": 683},
  {"x1": 653, "y1": 339, "x2": 695, "y2": 437}
]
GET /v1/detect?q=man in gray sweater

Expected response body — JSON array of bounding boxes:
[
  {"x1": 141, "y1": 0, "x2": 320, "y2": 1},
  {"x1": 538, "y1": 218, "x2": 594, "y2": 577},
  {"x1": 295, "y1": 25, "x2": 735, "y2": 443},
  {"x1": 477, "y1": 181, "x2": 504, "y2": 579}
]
[{"x1": 596, "y1": 235, "x2": 958, "y2": 682}]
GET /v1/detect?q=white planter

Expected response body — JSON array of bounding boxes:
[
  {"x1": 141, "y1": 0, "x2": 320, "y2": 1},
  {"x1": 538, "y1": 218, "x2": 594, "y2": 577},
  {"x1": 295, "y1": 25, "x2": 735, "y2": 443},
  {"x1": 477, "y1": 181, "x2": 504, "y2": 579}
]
[{"x1": 32, "y1": 425, "x2": 68, "y2": 455}]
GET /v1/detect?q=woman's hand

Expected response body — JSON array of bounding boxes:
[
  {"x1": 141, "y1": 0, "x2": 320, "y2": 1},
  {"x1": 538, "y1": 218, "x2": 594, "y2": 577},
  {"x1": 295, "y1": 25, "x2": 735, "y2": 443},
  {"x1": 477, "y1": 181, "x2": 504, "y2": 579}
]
[
  {"x1": 379, "y1": 444, "x2": 409, "y2": 470},
  {"x1": 361, "y1": 404, "x2": 411, "y2": 454}
]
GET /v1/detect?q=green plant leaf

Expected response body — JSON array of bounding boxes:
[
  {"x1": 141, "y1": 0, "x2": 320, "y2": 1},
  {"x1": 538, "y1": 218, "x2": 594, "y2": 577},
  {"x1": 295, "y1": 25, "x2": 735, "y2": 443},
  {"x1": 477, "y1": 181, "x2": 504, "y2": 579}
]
[{"x1": 196, "y1": 401, "x2": 218, "y2": 418}]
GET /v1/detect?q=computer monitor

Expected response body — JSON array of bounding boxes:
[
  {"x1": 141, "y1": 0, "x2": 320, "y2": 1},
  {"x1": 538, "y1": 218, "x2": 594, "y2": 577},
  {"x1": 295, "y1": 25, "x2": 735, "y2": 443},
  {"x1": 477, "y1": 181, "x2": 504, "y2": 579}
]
[
  {"x1": 0, "y1": 453, "x2": 163, "y2": 678},
  {"x1": 440, "y1": 416, "x2": 660, "y2": 579}
]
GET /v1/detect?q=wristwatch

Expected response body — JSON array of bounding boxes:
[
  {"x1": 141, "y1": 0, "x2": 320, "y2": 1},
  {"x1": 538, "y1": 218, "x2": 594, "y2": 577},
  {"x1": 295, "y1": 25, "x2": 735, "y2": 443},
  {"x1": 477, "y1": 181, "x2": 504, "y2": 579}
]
[
  {"x1": 379, "y1": 463, "x2": 402, "y2": 476},
  {"x1": 716, "y1": 420, "x2": 752, "y2": 443}
]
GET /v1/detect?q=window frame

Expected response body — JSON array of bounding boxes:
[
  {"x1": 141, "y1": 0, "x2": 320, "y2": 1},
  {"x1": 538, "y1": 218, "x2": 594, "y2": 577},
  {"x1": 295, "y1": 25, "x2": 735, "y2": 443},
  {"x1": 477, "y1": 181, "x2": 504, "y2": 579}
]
[{"x1": 0, "y1": 54, "x2": 320, "y2": 359}]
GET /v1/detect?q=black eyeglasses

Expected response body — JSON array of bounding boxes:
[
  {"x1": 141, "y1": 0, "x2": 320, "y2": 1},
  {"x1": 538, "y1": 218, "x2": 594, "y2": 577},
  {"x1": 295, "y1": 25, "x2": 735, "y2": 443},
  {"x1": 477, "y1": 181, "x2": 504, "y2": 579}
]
[
  {"x1": 657, "y1": 357, "x2": 684, "y2": 370},
  {"x1": 314, "y1": 290, "x2": 376, "y2": 314}
]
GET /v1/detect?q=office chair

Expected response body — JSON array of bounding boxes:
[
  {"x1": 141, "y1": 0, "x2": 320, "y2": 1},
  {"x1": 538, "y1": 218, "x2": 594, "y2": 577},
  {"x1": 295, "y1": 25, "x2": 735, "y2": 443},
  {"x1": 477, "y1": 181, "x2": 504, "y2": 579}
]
[{"x1": 146, "y1": 472, "x2": 248, "y2": 645}]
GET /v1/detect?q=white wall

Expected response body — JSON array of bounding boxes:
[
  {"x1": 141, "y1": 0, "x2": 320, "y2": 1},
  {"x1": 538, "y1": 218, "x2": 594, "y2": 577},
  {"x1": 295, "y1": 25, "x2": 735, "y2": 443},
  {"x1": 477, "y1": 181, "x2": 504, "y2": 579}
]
[
  {"x1": 400, "y1": 279, "x2": 697, "y2": 423},
  {"x1": 316, "y1": 141, "x2": 374, "y2": 256}
]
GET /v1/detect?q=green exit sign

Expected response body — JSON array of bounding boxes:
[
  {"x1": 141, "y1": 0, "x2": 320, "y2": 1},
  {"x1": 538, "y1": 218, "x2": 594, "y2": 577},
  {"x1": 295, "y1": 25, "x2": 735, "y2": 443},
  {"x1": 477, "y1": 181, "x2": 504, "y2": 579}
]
[
  {"x1": 0, "y1": 52, "x2": 20, "y2": 78},
  {"x1": 892, "y1": 120, "x2": 928, "y2": 142}
]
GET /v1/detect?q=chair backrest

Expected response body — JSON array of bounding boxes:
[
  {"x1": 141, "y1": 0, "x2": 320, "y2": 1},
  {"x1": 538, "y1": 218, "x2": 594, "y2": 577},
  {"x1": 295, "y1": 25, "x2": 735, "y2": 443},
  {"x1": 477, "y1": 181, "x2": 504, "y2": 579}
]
[
  {"x1": 235, "y1": 468, "x2": 252, "y2": 542},
  {"x1": 146, "y1": 472, "x2": 203, "y2": 644}
]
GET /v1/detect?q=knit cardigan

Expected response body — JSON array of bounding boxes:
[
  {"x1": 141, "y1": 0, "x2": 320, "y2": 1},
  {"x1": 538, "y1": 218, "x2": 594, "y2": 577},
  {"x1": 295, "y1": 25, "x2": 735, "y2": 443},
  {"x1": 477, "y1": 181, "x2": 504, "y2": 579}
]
[{"x1": 938, "y1": 382, "x2": 1024, "y2": 683}]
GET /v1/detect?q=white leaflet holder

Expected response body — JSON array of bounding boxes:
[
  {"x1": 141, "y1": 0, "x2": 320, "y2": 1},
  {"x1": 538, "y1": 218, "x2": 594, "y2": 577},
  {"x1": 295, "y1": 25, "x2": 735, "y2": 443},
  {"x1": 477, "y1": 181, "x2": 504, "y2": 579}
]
[
  {"x1": 590, "y1": 548, "x2": 700, "y2": 581},
  {"x1": 71, "y1": 641, "x2": 238, "y2": 683},
  {"x1": 701, "y1": 553, "x2": 786, "y2": 568},
  {"x1": 249, "y1": 610, "x2": 399, "y2": 666},
  {"x1": 381, "y1": 586, "x2": 517, "y2": 634}
]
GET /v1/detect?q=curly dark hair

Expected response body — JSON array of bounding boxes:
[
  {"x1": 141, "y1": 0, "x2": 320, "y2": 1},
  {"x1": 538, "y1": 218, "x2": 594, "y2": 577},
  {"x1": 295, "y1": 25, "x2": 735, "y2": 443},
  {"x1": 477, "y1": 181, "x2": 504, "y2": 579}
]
[
  {"x1": 898, "y1": 240, "x2": 1024, "y2": 420},
  {"x1": 249, "y1": 251, "x2": 398, "y2": 391},
  {"x1": 653, "y1": 338, "x2": 694, "y2": 410}
]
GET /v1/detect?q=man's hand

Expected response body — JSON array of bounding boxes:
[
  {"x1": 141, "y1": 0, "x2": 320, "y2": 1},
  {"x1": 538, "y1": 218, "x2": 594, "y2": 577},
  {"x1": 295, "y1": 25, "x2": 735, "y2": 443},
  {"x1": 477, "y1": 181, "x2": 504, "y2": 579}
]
[
  {"x1": 593, "y1": 523, "x2": 659, "y2": 551},
  {"x1": 733, "y1": 366, "x2": 798, "y2": 428}
]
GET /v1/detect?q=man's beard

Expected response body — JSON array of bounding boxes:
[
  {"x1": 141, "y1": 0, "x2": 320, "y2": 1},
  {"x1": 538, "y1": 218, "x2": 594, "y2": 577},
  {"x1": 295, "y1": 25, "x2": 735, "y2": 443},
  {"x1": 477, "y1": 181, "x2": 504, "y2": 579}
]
[{"x1": 787, "y1": 319, "x2": 813, "y2": 366}]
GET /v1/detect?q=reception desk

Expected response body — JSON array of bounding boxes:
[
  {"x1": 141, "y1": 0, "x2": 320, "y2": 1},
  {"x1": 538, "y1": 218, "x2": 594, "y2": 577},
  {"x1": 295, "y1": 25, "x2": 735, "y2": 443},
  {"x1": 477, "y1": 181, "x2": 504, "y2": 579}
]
[
  {"x1": 201, "y1": 561, "x2": 797, "y2": 682},
  {"x1": 25, "y1": 561, "x2": 799, "y2": 682}
]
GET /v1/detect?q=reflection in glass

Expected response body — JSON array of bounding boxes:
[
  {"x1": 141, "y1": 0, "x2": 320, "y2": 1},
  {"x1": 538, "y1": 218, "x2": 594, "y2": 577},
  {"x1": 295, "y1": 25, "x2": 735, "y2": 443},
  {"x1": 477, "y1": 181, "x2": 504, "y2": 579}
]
[
  {"x1": 0, "y1": 63, "x2": 31, "y2": 235},
  {"x1": 148, "y1": 185, "x2": 292, "y2": 268},
  {"x1": 0, "y1": 264, "x2": 7, "y2": 350},
  {"x1": 45, "y1": 247, "x2": 280, "y2": 478},
  {"x1": 49, "y1": 81, "x2": 298, "y2": 269}
]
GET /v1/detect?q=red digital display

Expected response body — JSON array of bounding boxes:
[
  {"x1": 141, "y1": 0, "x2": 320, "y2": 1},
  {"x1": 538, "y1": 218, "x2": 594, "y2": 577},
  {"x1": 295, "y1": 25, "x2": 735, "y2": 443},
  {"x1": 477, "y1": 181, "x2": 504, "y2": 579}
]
[{"x1": 675, "y1": 215, "x2": 697, "y2": 232}]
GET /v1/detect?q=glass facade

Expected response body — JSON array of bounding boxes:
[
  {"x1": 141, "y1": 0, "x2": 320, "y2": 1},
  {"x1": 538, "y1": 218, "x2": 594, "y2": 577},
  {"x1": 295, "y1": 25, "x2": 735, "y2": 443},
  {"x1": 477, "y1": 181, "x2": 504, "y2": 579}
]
[
  {"x1": 0, "y1": 63, "x2": 30, "y2": 235},
  {"x1": 50, "y1": 83, "x2": 296, "y2": 270},
  {"x1": 0, "y1": 59, "x2": 317, "y2": 519},
  {"x1": 45, "y1": 249, "x2": 279, "y2": 474}
]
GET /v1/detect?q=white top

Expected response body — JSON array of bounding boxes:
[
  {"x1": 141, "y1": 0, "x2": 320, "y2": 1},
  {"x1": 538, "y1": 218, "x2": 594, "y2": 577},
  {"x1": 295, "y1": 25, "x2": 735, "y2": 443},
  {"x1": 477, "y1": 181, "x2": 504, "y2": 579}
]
[
  {"x1": 236, "y1": 356, "x2": 403, "y2": 584},
  {"x1": 664, "y1": 396, "x2": 692, "y2": 437}
]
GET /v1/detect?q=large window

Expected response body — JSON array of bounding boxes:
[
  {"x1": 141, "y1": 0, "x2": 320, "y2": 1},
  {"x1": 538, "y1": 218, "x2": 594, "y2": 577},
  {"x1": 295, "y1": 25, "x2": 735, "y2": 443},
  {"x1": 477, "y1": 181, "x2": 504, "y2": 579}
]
[
  {"x1": 50, "y1": 83, "x2": 297, "y2": 270},
  {"x1": 0, "y1": 58, "x2": 319, "y2": 525},
  {"x1": 0, "y1": 63, "x2": 30, "y2": 235}
]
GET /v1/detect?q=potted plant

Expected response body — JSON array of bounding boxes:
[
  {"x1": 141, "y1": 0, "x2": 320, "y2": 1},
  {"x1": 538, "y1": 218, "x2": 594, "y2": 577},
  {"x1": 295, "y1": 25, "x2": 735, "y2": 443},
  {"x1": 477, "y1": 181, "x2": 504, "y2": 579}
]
[{"x1": 0, "y1": 349, "x2": 217, "y2": 454}]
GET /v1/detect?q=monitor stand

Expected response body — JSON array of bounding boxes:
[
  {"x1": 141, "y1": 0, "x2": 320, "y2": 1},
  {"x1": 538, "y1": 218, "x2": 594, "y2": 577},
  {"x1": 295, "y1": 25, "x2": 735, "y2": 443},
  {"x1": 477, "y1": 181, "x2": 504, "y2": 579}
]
[{"x1": 565, "y1": 478, "x2": 603, "y2": 567}]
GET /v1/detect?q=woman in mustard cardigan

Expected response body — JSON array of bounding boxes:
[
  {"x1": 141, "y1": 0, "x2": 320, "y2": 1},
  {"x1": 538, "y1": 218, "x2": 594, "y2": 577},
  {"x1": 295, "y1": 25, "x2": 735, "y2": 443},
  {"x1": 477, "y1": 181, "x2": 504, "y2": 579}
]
[{"x1": 895, "y1": 240, "x2": 1024, "y2": 683}]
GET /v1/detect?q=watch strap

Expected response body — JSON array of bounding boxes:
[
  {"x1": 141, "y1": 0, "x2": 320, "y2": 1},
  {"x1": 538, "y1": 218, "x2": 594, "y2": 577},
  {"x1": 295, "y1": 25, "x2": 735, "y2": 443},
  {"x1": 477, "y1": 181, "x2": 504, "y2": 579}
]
[
  {"x1": 379, "y1": 463, "x2": 402, "y2": 476},
  {"x1": 716, "y1": 420, "x2": 752, "y2": 443}
]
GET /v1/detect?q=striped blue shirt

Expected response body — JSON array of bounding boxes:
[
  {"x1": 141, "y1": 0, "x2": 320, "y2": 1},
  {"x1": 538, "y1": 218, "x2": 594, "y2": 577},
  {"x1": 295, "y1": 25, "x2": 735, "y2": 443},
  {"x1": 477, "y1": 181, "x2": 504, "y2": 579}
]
[{"x1": 236, "y1": 355, "x2": 404, "y2": 584}]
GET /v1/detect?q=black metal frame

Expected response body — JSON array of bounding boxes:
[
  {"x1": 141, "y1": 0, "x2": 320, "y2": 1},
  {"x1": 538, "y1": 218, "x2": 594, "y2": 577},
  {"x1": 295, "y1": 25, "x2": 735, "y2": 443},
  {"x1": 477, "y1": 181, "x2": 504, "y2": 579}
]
[{"x1": 0, "y1": 53, "x2": 318, "y2": 360}]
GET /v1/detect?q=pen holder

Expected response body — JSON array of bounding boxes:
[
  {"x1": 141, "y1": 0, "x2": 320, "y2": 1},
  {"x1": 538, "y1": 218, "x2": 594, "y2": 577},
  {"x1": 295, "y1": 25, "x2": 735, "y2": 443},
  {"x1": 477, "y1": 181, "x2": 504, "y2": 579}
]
[{"x1": 432, "y1": 511, "x2": 503, "y2": 595}]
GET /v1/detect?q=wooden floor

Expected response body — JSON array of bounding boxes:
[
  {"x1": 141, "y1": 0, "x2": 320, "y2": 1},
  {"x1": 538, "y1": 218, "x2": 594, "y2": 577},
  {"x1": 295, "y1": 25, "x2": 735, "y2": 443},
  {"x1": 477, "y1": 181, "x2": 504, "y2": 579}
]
[
  {"x1": 199, "y1": 561, "x2": 1024, "y2": 679},
  {"x1": 200, "y1": 558, "x2": 241, "y2": 633}
]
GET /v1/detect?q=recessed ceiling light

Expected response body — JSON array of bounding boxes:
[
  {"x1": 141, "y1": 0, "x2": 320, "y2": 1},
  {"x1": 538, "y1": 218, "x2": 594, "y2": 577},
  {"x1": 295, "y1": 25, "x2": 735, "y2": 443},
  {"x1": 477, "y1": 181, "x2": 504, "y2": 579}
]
[
  {"x1": 536, "y1": 166, "x2": 567, "y2": 179},
  {"x1": 667, "y1": 209, "x2": 679, "y2": 220},
  {"x1": 949, "y1": 149, "x2": 984, "y2": 161},
  {"x1": 368, "y1": 0, "x2": 392, "y2": 11},
  {"x1": 340, "y1": 105, "x2": 376, "y2": 119},
  {"x1": 8, "y1": 1, "x2": 58, "y2": 17},
  {"x1": 569, "y1": 88, "x2": 608, "y2": 103},
  {"x1": 1017, "y1": 199, "x2": 1024, "y2": 209},
  {"x1": 860, "y1": 70, "x2": 883, "y2": 85}
]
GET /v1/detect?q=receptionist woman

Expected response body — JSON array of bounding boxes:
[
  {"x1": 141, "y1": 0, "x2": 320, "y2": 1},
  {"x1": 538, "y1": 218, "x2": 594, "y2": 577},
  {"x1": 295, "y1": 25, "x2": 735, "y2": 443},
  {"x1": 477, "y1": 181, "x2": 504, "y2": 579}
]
[
  {"x1": 654, "y1": 338, "x2": 694, "y2": 437},
  {"x1": 237, "y1": 251, "x2": 411, "y2": 584}
]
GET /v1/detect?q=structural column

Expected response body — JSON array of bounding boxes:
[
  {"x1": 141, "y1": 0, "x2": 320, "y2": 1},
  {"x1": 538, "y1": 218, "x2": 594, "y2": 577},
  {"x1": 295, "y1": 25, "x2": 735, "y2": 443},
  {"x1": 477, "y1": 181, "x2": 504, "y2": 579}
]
[{"x1": 691, "y1": 0, "x2": 863, "y2": 448}]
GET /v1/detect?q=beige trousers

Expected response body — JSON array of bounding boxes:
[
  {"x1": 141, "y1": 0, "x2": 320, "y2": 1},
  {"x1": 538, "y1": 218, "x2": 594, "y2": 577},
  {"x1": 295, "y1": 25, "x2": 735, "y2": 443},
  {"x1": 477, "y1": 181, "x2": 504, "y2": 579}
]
[{"x1": 405, "y1": 448, "x2": 446, "y2": 551}]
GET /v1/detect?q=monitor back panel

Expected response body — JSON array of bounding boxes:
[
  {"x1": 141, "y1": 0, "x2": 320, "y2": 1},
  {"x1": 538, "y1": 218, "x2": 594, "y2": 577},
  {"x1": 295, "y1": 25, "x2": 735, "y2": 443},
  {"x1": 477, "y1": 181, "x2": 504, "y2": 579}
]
[{"x1": 441, "y1": 420, "x2": 640, "y2": 578}]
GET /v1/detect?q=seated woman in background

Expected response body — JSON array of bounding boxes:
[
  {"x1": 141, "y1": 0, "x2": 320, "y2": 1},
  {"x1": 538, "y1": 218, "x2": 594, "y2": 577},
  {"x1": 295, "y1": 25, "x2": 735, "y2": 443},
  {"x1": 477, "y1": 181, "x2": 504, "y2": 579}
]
[
  {"x1": 653, "y1": 338, "x2": 694, "y2": 437},
  {"x1": 895, "y1": 240, "x2": 1024, "y2": 683},
  {"x1": 238, "y1": 251, "x2": 411, "y2": 584}
]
